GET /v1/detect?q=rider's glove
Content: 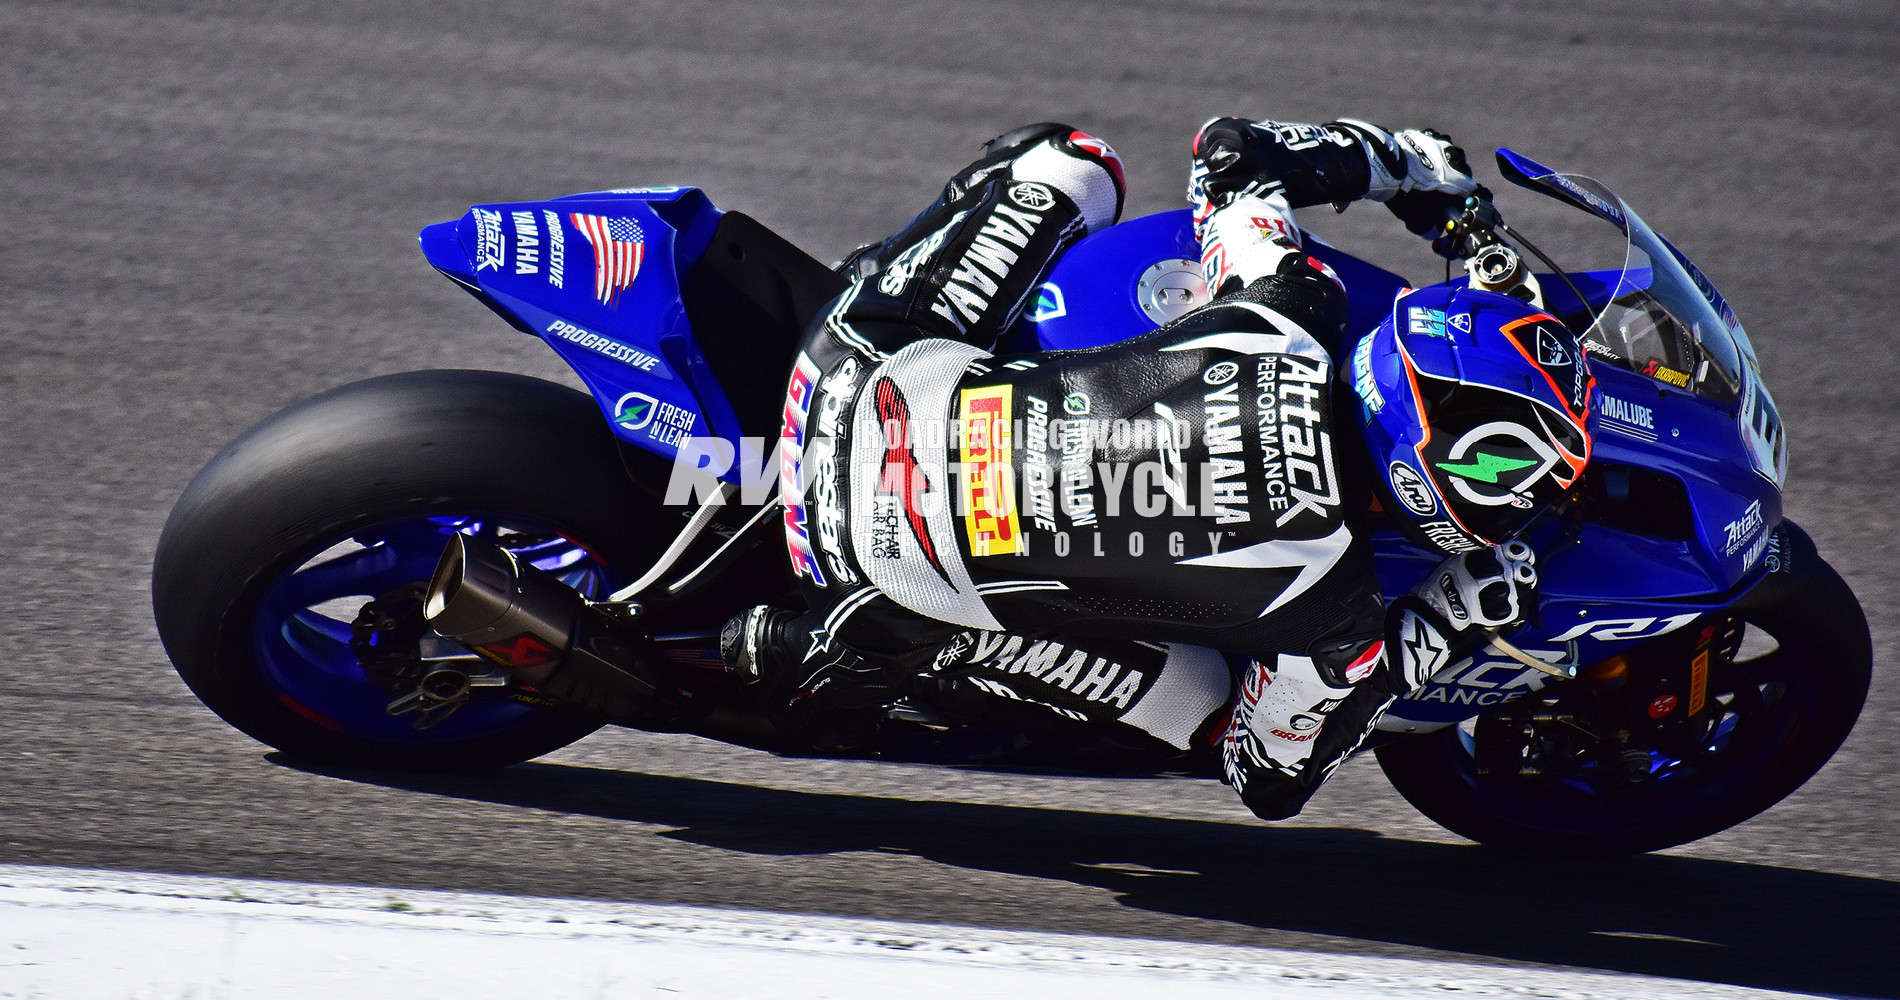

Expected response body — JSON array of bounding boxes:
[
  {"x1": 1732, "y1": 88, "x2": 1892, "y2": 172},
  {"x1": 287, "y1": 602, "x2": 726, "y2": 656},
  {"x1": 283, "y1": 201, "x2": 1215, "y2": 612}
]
[
  {"x1": 1341, "y1": 122, "x2": 1492, "y2": 248},
  {"x1": 1347, "y1": 124, "x2": 1481, "y2": 202},
  {"x1": 1413, "y1": 541, "x2": 1538, "y2": 634}
]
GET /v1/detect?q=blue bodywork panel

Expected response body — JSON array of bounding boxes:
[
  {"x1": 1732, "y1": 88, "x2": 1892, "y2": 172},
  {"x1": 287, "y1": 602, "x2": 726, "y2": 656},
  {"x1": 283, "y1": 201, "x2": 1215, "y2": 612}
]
[{"x1": 419, "y1": 187, "x2": 735, "y2": 461}]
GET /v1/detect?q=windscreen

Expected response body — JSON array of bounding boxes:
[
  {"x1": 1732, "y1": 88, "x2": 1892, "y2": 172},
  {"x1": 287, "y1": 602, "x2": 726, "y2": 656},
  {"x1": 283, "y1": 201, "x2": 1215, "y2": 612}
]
[{"x1": 1539, "y1": 174, "x2": 1753, "y2": 405}]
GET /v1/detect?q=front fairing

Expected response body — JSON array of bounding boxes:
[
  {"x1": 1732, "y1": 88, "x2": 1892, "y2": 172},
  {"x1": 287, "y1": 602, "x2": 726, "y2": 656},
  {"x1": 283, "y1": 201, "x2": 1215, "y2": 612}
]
[
  {"x1": 1494, "y1": 150, "x2": 1786, "y2": 488},
  {"x1": 1381, "y1": 151, "x2": 1794, "y2": 727}
]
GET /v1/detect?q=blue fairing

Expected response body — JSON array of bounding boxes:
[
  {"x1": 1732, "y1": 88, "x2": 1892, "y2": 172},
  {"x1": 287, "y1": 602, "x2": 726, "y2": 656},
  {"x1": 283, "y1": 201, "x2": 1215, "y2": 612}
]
[
  {"x1": 988, "y1": 206, "x2": 1782, "y2": 728},
  {"x1": 418, "y1": 187, "x2": 738, "y2": 463}
]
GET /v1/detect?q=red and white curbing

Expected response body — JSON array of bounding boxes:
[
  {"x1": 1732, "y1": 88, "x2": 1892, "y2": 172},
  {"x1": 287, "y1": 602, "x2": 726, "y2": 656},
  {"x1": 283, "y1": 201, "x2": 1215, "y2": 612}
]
[{"x1": 0, "y1": 864, "x2": 1810, "y2": 999}]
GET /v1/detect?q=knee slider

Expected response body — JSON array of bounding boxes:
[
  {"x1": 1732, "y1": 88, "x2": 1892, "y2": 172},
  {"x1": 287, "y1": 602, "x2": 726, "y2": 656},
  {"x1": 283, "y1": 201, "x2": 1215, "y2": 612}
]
[{"x1": 982, "y1": 122, "x2": 1074, "y2": 159}]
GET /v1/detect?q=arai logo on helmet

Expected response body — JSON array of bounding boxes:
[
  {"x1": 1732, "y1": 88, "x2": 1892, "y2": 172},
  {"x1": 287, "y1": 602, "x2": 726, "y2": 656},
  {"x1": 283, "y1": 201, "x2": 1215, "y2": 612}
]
[
  {"x1": 1387, "y1": 462, "x2": 1438, "y2": 516},
  {"x1": 1433, "y1": 421, "x2": 1562, "y2": 510}
]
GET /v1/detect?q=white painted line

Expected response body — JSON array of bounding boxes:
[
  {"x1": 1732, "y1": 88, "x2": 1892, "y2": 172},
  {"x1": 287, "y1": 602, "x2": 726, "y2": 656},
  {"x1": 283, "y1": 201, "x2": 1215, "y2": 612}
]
[{"x1": 0, "y1": 864, "x2": 1816, "y2": 999}]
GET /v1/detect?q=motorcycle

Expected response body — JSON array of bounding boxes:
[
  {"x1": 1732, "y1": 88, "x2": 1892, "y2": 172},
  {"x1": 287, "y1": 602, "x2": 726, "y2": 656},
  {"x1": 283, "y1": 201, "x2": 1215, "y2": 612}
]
[{"x1": 152, "y1": 146, "x2": 1871, "y2": 856}]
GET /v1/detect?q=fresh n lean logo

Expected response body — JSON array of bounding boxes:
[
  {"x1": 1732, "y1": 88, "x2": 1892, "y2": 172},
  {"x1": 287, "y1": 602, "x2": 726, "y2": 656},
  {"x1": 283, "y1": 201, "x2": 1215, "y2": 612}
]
[
  {"x1": 958, "y1": 385, "x2": 1021, "y2": 556},
  {"x1": 612, "y1": 391, "x2": 657, "y2": 431}
]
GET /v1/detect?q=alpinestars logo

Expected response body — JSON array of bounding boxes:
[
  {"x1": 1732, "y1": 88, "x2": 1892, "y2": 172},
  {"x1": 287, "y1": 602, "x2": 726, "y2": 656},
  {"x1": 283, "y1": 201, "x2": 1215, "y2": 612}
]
[
  {"x1": 1398, "y1": 609, "x2": 1450, "y2": 689},
  {"x1": 873, "y1": 377, "x2": 952, "y2": 586}
]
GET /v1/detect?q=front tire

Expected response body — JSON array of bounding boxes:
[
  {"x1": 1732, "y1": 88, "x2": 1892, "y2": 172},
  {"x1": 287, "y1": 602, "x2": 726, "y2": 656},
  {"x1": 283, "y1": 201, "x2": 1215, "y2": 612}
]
[
  {"x1": 153, "y1": 370, "x2": 672, "y2": 770},
  {"x1": 1375, "y1": 538, "x2": 1871, "y2": 856}
]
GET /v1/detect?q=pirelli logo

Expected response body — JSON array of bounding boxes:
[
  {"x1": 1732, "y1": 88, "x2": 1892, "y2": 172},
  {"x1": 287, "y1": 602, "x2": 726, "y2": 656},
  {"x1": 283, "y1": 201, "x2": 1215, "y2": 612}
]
[{"x1": 958, "y1": 385, "x2": 1022, "y2": 556}]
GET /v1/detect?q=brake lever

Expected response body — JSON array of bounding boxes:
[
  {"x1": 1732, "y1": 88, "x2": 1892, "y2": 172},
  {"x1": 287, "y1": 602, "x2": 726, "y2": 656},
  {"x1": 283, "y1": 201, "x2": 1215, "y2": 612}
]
[{"x1": 1434, "y1": 194, "x2": 1504, "y2": 259}]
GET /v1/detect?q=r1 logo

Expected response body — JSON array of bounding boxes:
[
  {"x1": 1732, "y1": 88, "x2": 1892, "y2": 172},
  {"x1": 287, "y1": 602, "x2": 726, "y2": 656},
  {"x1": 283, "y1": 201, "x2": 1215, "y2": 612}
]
[{"x1": 1548, "y1": 613, "x2": 1700, "y2": 644}]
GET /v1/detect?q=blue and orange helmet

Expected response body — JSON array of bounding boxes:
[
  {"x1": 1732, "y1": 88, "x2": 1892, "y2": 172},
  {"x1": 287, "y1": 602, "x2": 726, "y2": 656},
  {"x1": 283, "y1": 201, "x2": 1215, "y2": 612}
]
[{"x1": 1351, "y1": 286, "x2": 1595, "y2": 554}]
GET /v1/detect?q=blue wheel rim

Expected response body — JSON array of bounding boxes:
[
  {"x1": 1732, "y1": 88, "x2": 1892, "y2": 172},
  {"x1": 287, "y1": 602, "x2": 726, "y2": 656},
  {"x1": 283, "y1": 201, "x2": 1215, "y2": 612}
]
[{"x1": 249, "y1": 516, "x2": 612, "y2": 742}]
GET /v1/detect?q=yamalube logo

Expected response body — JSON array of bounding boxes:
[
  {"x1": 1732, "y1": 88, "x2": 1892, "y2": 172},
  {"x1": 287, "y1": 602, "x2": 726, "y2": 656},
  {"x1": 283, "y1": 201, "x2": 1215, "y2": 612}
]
[
  {"x1": 1387, "y1": 461, "x2": 1438, "y2": 516},
  {"x1": 1434, "y1": 421, "x2": 1562, "y2": 509},
  {"x1": 613, "y1": 391, "x2": 658, "y2": 431}
]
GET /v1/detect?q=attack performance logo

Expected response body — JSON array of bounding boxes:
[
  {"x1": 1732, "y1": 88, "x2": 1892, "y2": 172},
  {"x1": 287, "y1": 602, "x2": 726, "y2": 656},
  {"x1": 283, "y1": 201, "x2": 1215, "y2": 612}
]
[{"x1": 570, "y1": 213, "x2": 646, "y2": 308}]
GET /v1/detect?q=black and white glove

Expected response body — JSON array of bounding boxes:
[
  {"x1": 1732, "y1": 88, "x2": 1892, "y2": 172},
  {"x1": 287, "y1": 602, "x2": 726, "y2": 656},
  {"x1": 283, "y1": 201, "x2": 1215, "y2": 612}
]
[
  {"x1": 1414, "y1": 541, "x2": 1538, "y2": 633},
  {"x1": 1339, "y1": 121, "x2": 1491, "y2": 245},
  {"x1": 773, "y1": 650, "x2": 900, "y2": 752},
  {"x1": 1381, "y1": 542, "x2": 1535, "y2": 693}
]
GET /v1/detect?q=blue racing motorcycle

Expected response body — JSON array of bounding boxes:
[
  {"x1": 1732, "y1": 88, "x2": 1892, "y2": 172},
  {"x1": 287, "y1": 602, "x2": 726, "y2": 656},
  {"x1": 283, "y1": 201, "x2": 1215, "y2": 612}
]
[{"x1": 152, "y1": 148, "x2": 1871, "y2": 856}]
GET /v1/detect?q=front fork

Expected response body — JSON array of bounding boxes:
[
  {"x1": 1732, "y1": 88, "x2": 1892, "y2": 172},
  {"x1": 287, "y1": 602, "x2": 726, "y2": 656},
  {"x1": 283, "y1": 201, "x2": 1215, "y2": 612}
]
[{"x1": 1475, "y1": 614, "x2": 1739, "y2": 782}]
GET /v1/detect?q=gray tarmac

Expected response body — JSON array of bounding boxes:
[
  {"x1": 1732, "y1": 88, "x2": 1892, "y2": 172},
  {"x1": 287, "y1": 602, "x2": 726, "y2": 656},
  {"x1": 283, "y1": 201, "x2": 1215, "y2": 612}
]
[{"x1": 3, "y1": 1, "x2": 1897, "y2": 996}]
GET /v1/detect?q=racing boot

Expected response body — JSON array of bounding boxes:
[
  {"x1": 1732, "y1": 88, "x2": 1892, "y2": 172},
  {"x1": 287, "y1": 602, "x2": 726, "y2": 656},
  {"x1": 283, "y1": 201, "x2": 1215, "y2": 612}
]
[
  {"x1": 720, "y1": 604, "x2": 901, "y2": 752},
  {"x1": 1216, "y1": 634, "x2": 1386, "y2": 820},
  {"x1": 1191, "y1": 189, "x2": 1352, "y2": 354},
  {"x1": 1188, "y1": 116, "x2": 1484, "y2": 249},
  {"x1": 1195, "y1": 190, "x2": 1304, "y2": 294}
]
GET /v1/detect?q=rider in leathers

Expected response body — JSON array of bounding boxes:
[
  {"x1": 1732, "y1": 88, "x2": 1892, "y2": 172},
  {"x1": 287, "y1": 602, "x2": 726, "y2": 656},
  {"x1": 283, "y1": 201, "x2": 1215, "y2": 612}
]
[{"x1": 723, "y1": 117, "x2": 1545, "y2": 819}]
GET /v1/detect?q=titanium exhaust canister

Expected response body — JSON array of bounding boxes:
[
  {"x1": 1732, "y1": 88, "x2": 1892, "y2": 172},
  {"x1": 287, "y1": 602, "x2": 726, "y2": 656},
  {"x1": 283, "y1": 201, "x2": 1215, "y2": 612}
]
[{"x1": 423, "y1": 534, "x2": 581, "y2": 685}]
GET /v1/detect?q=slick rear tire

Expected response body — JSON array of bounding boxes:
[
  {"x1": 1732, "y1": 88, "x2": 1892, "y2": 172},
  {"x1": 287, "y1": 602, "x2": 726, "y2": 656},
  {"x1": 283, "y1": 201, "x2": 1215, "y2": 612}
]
[
  {"x1": 1375, "y1": 543, "x2": 1870, "y2": 856},
  {"x1": 152, "y1": 370, "x2": 673, "y2": 771}
]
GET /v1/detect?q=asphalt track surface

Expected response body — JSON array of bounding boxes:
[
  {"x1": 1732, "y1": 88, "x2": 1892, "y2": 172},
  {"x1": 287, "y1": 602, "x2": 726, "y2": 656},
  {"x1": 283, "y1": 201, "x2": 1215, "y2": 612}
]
[{"x1": 3, "y1": 1, "x2": 1897, "y2": 996}]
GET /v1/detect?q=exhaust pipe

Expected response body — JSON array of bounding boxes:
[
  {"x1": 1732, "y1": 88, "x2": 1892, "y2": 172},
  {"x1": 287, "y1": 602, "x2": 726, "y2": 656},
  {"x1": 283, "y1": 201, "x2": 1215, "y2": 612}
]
[
  {"x1": 423, "y1": 535, "x2": 699, "y2": 720},
  {"x1": 424, "y1": 535, "x2": 581, "y2": 685}
]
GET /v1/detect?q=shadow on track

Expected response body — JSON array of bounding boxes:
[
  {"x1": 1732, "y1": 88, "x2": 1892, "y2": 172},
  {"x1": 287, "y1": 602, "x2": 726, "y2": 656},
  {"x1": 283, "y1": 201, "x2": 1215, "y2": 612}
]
[{"x1": 283, "y1": 757, "x2": 1892, "y2": 998}]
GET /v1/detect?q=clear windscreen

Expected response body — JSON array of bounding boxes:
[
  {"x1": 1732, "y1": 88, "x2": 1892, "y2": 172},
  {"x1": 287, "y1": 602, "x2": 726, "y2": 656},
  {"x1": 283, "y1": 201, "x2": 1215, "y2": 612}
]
[{"x1": 1529, "y1": 174, "x2": 1752, "y2": 405}]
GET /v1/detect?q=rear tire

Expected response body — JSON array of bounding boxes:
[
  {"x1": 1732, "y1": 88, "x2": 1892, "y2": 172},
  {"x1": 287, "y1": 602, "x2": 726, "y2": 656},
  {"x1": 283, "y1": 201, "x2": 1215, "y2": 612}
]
[
  {"x1": 153, "y1": 370, "x2": 673, "y2": 770},
  {"x1": 1375, "y1": 544, "x2": 1871, "y2": 856}
]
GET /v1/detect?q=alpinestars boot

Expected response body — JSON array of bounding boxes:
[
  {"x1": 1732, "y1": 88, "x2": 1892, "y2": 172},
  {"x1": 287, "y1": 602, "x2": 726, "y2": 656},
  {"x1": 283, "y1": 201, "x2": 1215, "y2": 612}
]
[{"x1": 720, "y1": 604, "x2": 900, "y2": 752}]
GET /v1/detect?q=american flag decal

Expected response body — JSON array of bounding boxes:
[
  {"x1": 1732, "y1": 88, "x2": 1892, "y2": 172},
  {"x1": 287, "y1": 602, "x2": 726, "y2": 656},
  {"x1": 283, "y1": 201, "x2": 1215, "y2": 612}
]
[{"x1": 570, "y1": 213, "x2": 646, "y2": 308}]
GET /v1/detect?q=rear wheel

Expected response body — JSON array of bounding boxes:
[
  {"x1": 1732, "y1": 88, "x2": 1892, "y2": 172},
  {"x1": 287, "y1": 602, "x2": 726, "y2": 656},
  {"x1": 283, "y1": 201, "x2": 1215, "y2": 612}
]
[
  {"x1": 1376, "y1": 538, "x2": 1870, "y2": 856},
  {"x1": 153, "y1": 370, "x2": 674, "y2": 770}
]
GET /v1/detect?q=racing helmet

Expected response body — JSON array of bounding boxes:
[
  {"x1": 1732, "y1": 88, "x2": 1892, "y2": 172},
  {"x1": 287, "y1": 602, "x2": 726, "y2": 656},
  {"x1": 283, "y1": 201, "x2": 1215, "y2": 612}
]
[{"x1": 1351, "y1": 286, "x2": 1594, "y2": 554}]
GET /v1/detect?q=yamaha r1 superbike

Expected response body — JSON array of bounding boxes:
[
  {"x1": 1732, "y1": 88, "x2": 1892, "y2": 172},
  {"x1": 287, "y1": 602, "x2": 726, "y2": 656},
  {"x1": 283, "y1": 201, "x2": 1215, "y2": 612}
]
[{"x1": 152, "y1": 147, "x2": 1872, "y2": 856}]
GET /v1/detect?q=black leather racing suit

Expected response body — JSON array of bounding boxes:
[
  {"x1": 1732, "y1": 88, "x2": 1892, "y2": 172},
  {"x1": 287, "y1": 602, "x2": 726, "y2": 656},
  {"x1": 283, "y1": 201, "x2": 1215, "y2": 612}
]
[{"x1": 745, "y1": 121, "x2": 1427, "y2": 819}]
